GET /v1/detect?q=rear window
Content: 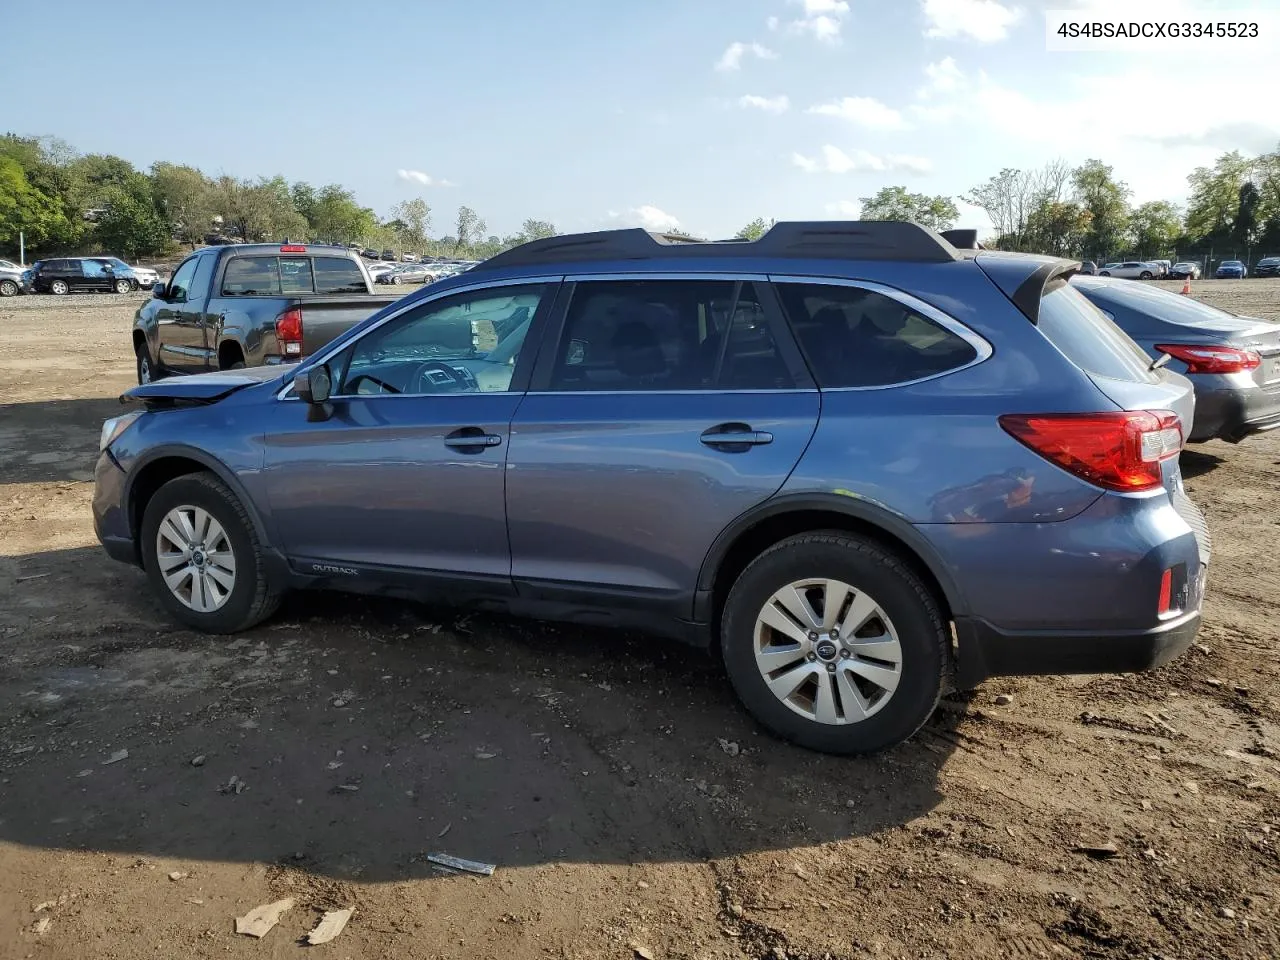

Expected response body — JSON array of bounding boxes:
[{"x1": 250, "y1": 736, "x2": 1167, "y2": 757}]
[
  {"x1": 279, "y1": 257, "x2": 314, "y2": 294},
  {"x1": 1037, "y1": 282, "x2": 1157, "y2": 383},
  {"x1": 775, "y1": 282, "x2": 979, "y2": 388},
  {"x1": 1078, "y1": 278, "x2": 1238, "y2": 327},
  {"x1": 314, "y1": 257, "x2": 367, "y2": 294},
  {"x1": 222, "y1": 257, "x2": 282, "y2": 296}
]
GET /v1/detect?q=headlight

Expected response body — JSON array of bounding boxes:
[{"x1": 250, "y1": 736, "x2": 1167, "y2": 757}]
[{"x1": 100, "y1": 411, "x2": 142, "y2": 452}]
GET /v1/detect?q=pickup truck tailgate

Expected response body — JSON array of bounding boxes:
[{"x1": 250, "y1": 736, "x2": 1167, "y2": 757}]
[{"x1": 294, "y1": 295, "x2": 401, "y2": 357}]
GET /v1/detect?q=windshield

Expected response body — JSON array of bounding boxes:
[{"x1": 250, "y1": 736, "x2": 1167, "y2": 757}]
[{"x1": 1078, "y1": 278, "x2": 1244, "y2": 326}]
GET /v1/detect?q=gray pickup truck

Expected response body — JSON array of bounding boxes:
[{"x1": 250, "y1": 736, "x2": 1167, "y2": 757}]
[{"x1": 131, "y1": 243, "x2": 401, "y2": 383}]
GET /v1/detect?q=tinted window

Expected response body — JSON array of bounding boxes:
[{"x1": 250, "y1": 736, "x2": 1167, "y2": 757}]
[
  {"x1": 1037, "y1": 282, "x2": 1157, "y2": 383},
  {"x1": 222, "y1": 257, "x2": 282, "y2": 296},
  {"x1": 775, "y1": 282, "x2": 978, "y2": 388},
  {"x1": 167, "y1": 257, "x2": 200, "y2": 302},
  {"x1": 314, "y1": 257, "x2": 366, "y2": 294},
  {"x1": 279, "y1": 257, "x2": 314, "y2": 294},
  {"x1": 546, "y1": 280, "x2": 790, "y2": 392},
  {"x1": 1076, "y1": 278, "x2": 1240, "y2": 327},
  {"x1": 337, "y1": 284, "x2": 549, "y2": 395}
]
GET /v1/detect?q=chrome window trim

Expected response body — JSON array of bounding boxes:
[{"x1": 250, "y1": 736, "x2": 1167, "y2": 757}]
[
  {"x1": 275, "y1": 274, "x2": 564, "y2": 400},
  {"x1": 767, "y1": 273, "x2": 994, "y2": 391}
]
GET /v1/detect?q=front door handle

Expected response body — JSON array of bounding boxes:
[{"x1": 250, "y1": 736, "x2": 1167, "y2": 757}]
[
  {"x1": 700, "y1": 423, "x2": 774, "y2": 450},
  {"x1": 444, "y1": 427, "x2": 503, "y2": 451}
]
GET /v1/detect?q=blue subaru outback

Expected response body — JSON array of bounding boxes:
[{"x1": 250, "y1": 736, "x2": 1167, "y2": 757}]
[{"x1": 93, "y1": 222, "x2": 1209, "y2": 754}]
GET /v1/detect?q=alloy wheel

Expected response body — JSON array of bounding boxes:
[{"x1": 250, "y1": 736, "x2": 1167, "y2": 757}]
[
  {"x1": 154, "y1": 505, "x2": 237, "y2": 613},
  {"x1": 753, "y1": 577, "x2": 902, "y2": 725}
]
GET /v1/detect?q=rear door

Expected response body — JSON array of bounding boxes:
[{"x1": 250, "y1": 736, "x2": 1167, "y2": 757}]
[{"x1": 505, "y1": 276, "x2": 819, "y2": 616}]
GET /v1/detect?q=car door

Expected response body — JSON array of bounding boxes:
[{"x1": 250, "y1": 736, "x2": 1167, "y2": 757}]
[
  {"x1": 155, "y1": 254, "x2": 215, "y2": 375},
  {"x1": 505, "y1": 276, "x2": 820, "y2": 618},
  {"x1": 80, "y1": 259, "x2": 109, "y2": 291},
  {"x1": 260, "y1": 279, "x2": 559, "y2": 590}
]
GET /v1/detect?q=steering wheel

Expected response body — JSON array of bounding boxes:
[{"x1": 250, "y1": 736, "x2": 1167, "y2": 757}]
[{"x1": 414, "y1": 360, "x2": 466, "y2": 393}]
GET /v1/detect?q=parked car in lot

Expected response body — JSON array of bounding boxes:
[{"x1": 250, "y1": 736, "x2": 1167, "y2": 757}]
[
  {"x1": 130, "y1": 243, "x2": 399, "y2": 383},
  {"x1": 1252, "y1": 256, "x2": 1280, "y2": 278},
  {"x1": 401, "y1": 252, "x2": 420, "y2": 263},
  {"x1": 99, "y1": 257, "x2": 159, "y2": 290},
  {"x1": 364, "y1": 261, "x2": 396, "y2": 279},
  {"x1": 1170, "y1": 261, "x2": 1202, "y2": 280},
  {"x1": 0, "y1": 262, "x2": 24, "y2": 297},
  {"x1": 360, "y1": 248, "x2": 380, "y2": 260},
  {"x1": 1073, "y1": 276, "x2": 1280, "y2": 443},
  {"x1": 94, "y1": 222, "x2": 1209, "y2": 755},
  {"x1": 1097, "y1": 261, "x2": 1159, "y2": 280},
  {"x1": 380, "y1": 249, "x2": 397, "y2": 261},
  {"x1": 1215, "y1": 260, "x2": 1247, "y2": 279},
  {"x1": 1150, "y1": 259, "x2": 1171, "y2": 278},
  {"x1": 26, "y1": 257, "x2": 137, "y2": 294},
  {"x1": 375, "y1": 262, "x2": 431, "y2": 284}
]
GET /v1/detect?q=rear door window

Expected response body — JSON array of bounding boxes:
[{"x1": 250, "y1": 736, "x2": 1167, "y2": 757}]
[
  {"x1": 1036, "y1": 282, "x2": 1158, "y2": 383},
  {"x1": 774, "y1": 282, "x2": 980, "y2": 388},
  {"x1": 313, "y1": 257, "x2": 367, "y2": 294}
]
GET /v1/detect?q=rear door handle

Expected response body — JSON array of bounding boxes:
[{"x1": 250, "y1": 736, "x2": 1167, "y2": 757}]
[
  {"x1": 444, "y1": 427, "x2": 503, "y2": 450},
  {"x1": 699, "y1": 423, "x2": 774, "y2": 449}
]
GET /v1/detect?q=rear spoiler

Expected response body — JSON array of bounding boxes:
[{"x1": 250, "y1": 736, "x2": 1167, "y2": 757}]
[
  {"x1": 940, "y1": 228, "x2": 984, "y2": 250},
  {"x1": 974, "y1": 254, "x2": 1081, "y2": 325}
]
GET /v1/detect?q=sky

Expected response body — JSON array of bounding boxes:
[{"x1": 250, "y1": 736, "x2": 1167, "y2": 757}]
[{"x1": 3, "y1": 0, "x2": 1279, "y2": 238}]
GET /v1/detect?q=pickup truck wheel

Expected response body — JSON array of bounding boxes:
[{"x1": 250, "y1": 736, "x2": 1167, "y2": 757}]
[
  {"x1": 0, "y1": 279, "x2": 17, "y2": 297},
  {"x1": 140, "y1": 473, "x2": 281, "y2": 634},
  {"x1": 720, "y1": 532, "x2": 950, "y2": 755},
  {"x1": 135, "y1": 343, "x2": 158, "y2": 384},
  {"x1": 115, "y1": 279, "x2": 132, "y2": 294},
  {"x1": 227, "y1": 360, "x2": 246, "y2": 370},
  {"x1": 50, "y1": 279, "x2": 69, "y2": 295}
]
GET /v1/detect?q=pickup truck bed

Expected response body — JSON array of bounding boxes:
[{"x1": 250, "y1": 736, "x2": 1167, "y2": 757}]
[{"x1": 132, "y1": 243, "x2": 401, "y2": 382}]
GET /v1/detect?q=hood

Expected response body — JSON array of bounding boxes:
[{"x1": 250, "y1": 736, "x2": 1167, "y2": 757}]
[{"x1": 123, "y1": 365, "x2": 291, "y2": 404}]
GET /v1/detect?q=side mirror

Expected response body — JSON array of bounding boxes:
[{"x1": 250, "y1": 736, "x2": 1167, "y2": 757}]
[
  {"x1": 293, "y1": 364, "x2": 333, "y2": 404},
  {"x1": 151, "y1": 282, "x2": 168, "y2": 299},
  {"x1": 565, "y1": 339, "x2": 588, "y2": 366}
]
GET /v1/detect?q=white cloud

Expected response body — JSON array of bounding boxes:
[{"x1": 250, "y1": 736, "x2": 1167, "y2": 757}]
[
  {"x1": 608, "y1": 205, "x2": 682, "y2": 232},
  {"x1": 824, "y1": 200, "x2": 861, "y2": 217},
  {"x1": 766, "y1": 15, "x2": 779, "y2": 30},
  {"x1": 792, "y1": 146, "x2": 932, "y2": 175},
  {"x1": 918, "y1": 56, "x2": 964, "y2": 97},
  {"x1": 807, "y1": 96, "x2": 908, "y2": 130},
  {"x1": 715, "y1": 41, "x2": 777, "y2": 71},
  {"x1": 786, "y1": 0, "x2": 850, "y2": 44},
  {"x1": 921, "y1": 0, "x2": 1022, "y2": 42},
  {"x1": 739, "y1": 94, "x2": 791, "y2": 114},
  {"x1": 396, "y1": 169, "x2": 454, "y2": 187}
]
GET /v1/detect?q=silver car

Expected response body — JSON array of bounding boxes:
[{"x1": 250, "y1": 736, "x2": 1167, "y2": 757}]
[
  {"x1": 1097, "y1": 261, "x2": 1159, "y2": 280},
  {"x1": 0, "y1": 264, "x2": 23, "y2": 297}
]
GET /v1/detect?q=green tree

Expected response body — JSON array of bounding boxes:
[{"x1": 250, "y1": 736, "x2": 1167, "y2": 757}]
[
  {"x1": 518, "y1": 218, "x2": 557, "y2": 241},
  {"x1": 213, "y1": 175, "x2": 307, "y2": 242},
  {"x1": 1185, "y1": 151, "x2": 1254, "y2": 244},
  {"x1": 858, "y1": 186, "x2": 959, "y2": 231},
  {"x1": 734, "y1": 217, "x2": 774, "y2": 241},
  {"x1": 1071, "y1": 160, "x2": 1131, "y2": 260},
  {"x1": 95, "y1": 186, "x2": 171, "y2": 259},
  {"x1": 454, "y1": 205, "x2": 485, "y2": 253},
  {"x1": 390, "y1": 198, "x2": 431, "y2": 250},
  {"x1": 1023, "y1": 200, "x2": 1092, "y2": 257},
  {"x1": 0, "y1": 156, "x2": 68, "y2": 252},
  {"x1": 151, "y1": 162, "x2": 216, "y2": 248},
  {"x1": 309, "y1": 185, "x2": 375, "y2": 243},
  {"x1": 1128, "y1": 200, "x2": 1182, "y2": 259},
  {"x1": 1235, "y1": 181, "x2": 1260, "y2": 249}
]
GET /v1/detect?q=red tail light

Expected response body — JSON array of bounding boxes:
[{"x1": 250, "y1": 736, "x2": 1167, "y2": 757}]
[
  {"x1": 275, "y1": 307, "x2": 303, "y2": 357},
  {"x1": 280, "y1": 244, "x2": 307, "y2": 253},
  {"x1": 1154, "y1": 343, "x2": 1260, "y2": 374},
  {"x1": 998, "y1": 411, "x2": 1182, "y2": 492}
]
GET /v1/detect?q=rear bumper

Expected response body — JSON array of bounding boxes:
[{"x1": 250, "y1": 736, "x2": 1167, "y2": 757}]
[
  {"x1": 955, "y1": 610, "x2": 1201, "y2": 685},
  {"x1": 1190, "y1": 383, "x2": 1280, "y2": 442}
]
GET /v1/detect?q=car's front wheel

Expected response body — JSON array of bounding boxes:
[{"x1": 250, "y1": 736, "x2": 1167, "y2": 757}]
[
  {"x1": 140, "y1": 473, "x2": 281, "y2": 633},
  {"x1": 50, "y1": 279, "x2": 69, "y2": 295},
  {"x1": 720, "y1": 532, "x2": 950, "y2": 755},
  {"x1": 1098, "y1": 271, "x2": 1110, "y2": 277},
  {"x1": 1140, "y1": 271, "x2": 1153, "y2": 280},
  {"x1": 0, "y1": 279, "x2": 17, "y2": 297}
]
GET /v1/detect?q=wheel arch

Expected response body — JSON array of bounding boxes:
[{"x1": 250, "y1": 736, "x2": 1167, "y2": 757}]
[
  {"x1": 695, "y1": 494, "x2": 967, "y2": 631},
  {"x1": 217, "y1": 338, "x2": 246, "y2": 370},
  {"x1": 124, "y1": 446, "x2": 271, "y2": 563}
]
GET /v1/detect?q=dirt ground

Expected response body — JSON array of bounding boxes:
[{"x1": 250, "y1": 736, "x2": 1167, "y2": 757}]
[{"x1": 0, "y1": 279, "x2": 1277, "y2": 960}]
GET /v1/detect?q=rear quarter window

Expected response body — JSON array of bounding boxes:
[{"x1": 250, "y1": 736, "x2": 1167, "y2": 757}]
[
  {"x1": 775, "y1": 282, "x2": 980, "y2": 388},
  {"x1": 1037, "y1": 282, "x2": 1158, "y2": 383}
]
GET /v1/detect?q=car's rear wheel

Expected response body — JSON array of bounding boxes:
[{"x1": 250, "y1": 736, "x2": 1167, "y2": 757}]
[
  {"x1": 50, "y1": 279, "x2": 69, "y2": 295},
  {"x1": 140, "y1": 473, "x2": 280, "y2": 633},
  {"x1": 720, "y1": 532, "x2": 949, "y2": 755},
  {"x1": 0, "y1": 279, "x2": 17, "y2": 297},
  {"x1": 1098, "y1": 271, "x2": 1110, "y2": 277},
  {"x1": 1140, "y1": 271, "x2": 1153, "y2": 280},
  {"x1": 115, "y1": 279, "x2": 132, "y2": 294}
]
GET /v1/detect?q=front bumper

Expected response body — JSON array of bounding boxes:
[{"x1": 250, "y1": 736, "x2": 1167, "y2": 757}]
[{"x1": 93, "y1": 450, "x2": 139, "y2": 566}]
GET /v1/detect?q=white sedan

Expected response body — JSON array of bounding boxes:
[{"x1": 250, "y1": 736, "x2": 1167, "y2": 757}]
[{"x1": 1096, "y1": 261, "x2": 1160, "y2": 280}]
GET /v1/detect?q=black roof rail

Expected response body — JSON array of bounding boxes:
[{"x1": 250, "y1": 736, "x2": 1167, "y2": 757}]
[{"x1": 470, "y1": 220, "x2": 961, "y2": 272}]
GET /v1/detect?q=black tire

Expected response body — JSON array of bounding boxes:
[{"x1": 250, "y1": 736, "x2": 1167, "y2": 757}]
[
  {"x1": 1140, "y1": 271, "x2": 1153, "y2": 280},
  {"x1": 227, "y1": 360, "x2": 246, "y2": 370},
  {"x1": 140, "y1": 472, "x2": 281, "y2": 633},
  {"x1": 1098, "y1": 271, "x2": 1110, "y2": 277},
  {"x1": 136, "y1": 342, "x2": 159, "y2": 384},
  {"x1": 720, "y1": 532, "x2": 950, "y2": 755},
  {"x1": 50, "y1": 279, "x2": 69, "y2": 295},
  {"x1": 0, "y1": 279, "x2": 17, "y2": 297},
  {"x1": 115, "y1": 279, "x2": 132, "y2": 294}
]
